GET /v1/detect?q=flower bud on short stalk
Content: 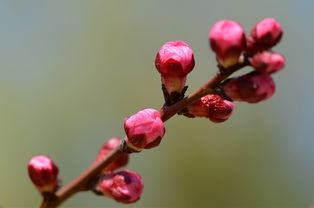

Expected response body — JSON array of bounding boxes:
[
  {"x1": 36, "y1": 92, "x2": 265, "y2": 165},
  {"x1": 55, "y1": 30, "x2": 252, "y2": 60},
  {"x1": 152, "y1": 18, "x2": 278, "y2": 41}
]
[
  {"x1": 93, "y1": 138, "x2": 129, "y2": 173},
  {"x1": 251, "y1": 51, "x2": 285, "y2": 74},
  {"x1": 155, "y1": 41, "x2": 195, "y2": 99},
  {"x1": 95, "y1": 170, "x2": 143, "y2": 204},
  {"x1": 28, "y1": 155, "x2": 59, "y2": 193},
  {"x1": 247, "y1": 18, "x2": 283, "y2": 55},
  {"x1": 187, "y1": 94, "x2": 234, "y2": 123},
  {"x1": 209, "y1": 20, "x2": 246, "y2": 68},
  {"x1": 223, "y1": 72, "x2": 276, "y2": 103},
  {"x1": 124, "y1": 108, "x2": 165, "y2": 151}
]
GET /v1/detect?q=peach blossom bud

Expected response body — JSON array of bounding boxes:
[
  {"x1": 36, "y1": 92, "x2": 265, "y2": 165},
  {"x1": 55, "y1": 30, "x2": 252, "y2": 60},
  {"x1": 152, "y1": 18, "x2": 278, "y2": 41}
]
[
  {"x1": 93, "y1": 138, "x2": 129, "y2": 173},
  {"x1": 188, "y1": 94, "x2": 234, "y2": 123},
  {"x1": 247, "y1": 18, "x2": 283, "y2": 54},
  {"x1": 155, "y1": 41, "x2": 195, "y2": 94},
  {"x1": 209, "y1": 20, "x2": 246, "y2": 68},
  {"x1": 223, "y1": 72, "x2": 276, "y2": 103},
  {"x1": 28, "y1": 155, "x2": 59, "y2": 193},
  {"x1": 124, "y1": 108, "x2": 165, "y2": 151},
  {"x1": 222, "y1": 78, "x2": 242, "y2": 101},
  {"x1": 95, "y1": 170, "x2": 143, "y2": 204},
  {"x1": 251, "y1": 51, "x2": 285, "y2": 74}
]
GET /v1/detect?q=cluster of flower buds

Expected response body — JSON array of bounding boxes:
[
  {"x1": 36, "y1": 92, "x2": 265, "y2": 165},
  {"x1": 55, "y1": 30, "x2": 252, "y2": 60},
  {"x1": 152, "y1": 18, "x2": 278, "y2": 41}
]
[
  {"x1": 94, "y1": 170, "x2": 143, "y2": 204},
  {"x1": 88, "y1": 108, "x2": 165, "y2": 204},
  {"x1": 209, "y1": 18, "x2": 283, "y2": 68},
  {"x1": 27, "y1": 108, "x2": 164, "y2": 204},
  {"x1": 153, "y1": 18, "x2": 284, "y2": 124},
  {"x1": 28, "y1": 155, "x2": 59, "y2": 194},
  {"x1": 27, "y1": 18, "x2": 285, "y2": 206},
  {"x1": 209, "y1": 18, "x2": 284, "y2": 103}
]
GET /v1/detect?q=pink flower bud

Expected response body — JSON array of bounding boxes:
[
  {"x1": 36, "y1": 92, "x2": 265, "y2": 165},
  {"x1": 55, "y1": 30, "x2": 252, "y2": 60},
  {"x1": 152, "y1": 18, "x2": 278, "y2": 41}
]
[
  {"x1": 188, "y1": 94, "x2": 234, "y2": 123},
  {"x1": 28, "y1": 155, "x2": 59, "y2": 193},
  {"x1": 94, "y1": 138, "x2": 129, "y2": 173},
  {"x1": 247, "y1": 18, "x2": 283, "y2": 54},
  {"x1": 95, "y1": 170, "x2": 143, "y2": 204},
  {"x1": 124, "y1": 108, "x2": 165, "y2": 151},
  {"x1": 209, "y1": 20, "x2": 246, "y2": 68},
  {"x1": 251, "y1": 51, "x2": 285, "y2": 74},
  {"x1": 223, "y1": 72, "x2": 276, "y2": 103},
  {"x1": 155, "y1": 41, "x2": 195, "y2": 94}
]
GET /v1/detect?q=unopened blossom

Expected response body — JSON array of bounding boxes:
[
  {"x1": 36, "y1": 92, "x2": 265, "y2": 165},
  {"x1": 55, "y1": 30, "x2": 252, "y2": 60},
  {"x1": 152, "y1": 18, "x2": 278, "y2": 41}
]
[
  {"x1": 124, "y1": 108, "x2": 165, "y2": 151},
  {"x1": 209, "y1": 20, "x2": 246, "y2": 68},
  {"x1": 223, "y1": 72, "x2": 276, "y2": 103},
  {"x1": 188, "y1": 94, "x2": 234, "y2": 123},
  {"x1": 251, "y1": 51, "x2": 285, "y2": 74},
  {"x1": 28, "y1": 155, "x2": 59, "y2": 193},
  {"x1": 155, "y1": 41, "x2": 195, "y2": 95},
  {"x1": 247, "y1": 18, "x2": 283, "y2": 55},
  {"x1": 95, "y1": 170, "x2": 143, "y2": 204},
  {"x1": 93, "y1": 138, "x2": 129, "y2": 173}
]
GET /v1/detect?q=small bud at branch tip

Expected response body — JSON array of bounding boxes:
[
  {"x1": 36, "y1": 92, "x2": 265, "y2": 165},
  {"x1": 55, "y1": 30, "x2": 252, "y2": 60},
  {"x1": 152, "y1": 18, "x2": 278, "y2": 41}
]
[
  {"x1": 209, "y1": 20, "x2": 246, "y2": 68},
  {"x1": 28, "y1": 155, "x2": 59, "y2": 193}
]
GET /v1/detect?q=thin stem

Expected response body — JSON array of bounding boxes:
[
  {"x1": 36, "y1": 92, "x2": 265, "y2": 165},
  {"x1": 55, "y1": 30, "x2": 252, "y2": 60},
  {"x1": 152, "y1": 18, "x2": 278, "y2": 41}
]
[
  {"x1": 39, "y1": 59, "x2": 249, "y2": 208},
  {"x1": 39, "y1": 200, "x2": 50, "y2": 208}
]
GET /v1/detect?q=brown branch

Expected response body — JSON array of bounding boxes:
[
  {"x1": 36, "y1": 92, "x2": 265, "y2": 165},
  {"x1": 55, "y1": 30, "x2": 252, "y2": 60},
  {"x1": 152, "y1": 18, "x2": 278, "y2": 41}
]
[
  {"x1": 41, "y1": 147, "x2": 123, "y2": 208},
  {"x1": 39, "y1": 59, "x2": 249, "y2": 208},
  {"x1": 39, "y1": 199, "x2": 50, "y2": 208},
  {"x1": 160, "y1": 60, "x2": 249, "y2": 121}
]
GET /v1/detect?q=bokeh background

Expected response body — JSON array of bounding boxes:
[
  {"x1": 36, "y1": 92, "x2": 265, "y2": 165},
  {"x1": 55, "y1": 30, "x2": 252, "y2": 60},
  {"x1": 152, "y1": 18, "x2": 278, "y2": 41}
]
[{"x1": 1, "y1": 0, "x2": 313, "y2": 207}]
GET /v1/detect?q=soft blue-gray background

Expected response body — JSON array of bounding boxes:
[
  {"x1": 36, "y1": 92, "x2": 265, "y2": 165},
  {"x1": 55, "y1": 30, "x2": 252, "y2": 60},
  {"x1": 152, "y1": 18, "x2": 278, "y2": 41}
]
[{"x1": 0, "y1": 0, "x2": 313, "y2": 207}]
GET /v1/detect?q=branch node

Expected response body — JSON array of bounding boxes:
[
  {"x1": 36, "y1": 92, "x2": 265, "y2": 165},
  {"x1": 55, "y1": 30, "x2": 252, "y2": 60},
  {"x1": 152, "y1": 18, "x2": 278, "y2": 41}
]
[{"x1": 120, "y1": 139, "x2": 141, "y2": 154}]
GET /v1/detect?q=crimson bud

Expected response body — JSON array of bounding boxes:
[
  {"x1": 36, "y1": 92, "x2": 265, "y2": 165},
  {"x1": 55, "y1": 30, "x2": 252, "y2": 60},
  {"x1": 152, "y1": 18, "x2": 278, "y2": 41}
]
[
  {"x1": 251, "y1": 51, "x2": 285, "y2": 74},
  {"x1": 28, "y1": 155, "x2": 59, "y2": 193},
  {"x1": 188, "y1": 94, "x2": 234, "y2": 123},
  {"x1": 155, "y1": 41, "x2": 195, "y2": 95},
  {"x1": 124, "y1": 108, "x2": 165, "y2": 151},
  {"x1": 247, "y1": 18, "x2": 283, "y2": 55},
  {"x1": 209, "y1": 20, "x2": 246, "y2": 68},
  {"x1": 223, "y1": 72, "x2": 276, "y2": 103},
  {"x1": 95, "y1": 170, "x2": 143, "y2": 204}
]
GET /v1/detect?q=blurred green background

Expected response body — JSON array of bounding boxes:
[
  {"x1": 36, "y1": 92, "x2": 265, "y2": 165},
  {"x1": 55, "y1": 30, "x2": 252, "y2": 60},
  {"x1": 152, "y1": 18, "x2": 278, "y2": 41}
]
[{"x1": 0, "y1": 0, "x2": 313, "y2": 207}]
